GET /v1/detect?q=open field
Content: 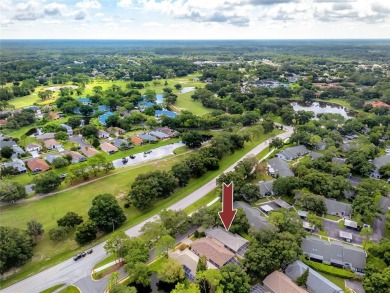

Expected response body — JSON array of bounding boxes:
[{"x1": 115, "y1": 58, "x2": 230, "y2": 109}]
[
  {"x1": 0, "y1": 129, "x2": 280, "y2": 287},
  {"x1": 173, "y1": 91, "x2": 212, "y2": 115},
  {"x1": 8, "y1": 73, "x2": 203, "y2": 110}
]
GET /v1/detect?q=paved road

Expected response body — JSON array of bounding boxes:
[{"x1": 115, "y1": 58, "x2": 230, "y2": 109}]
[
  {"x1": 69, "y1": 135, "x2": 90, "y2": 148},
  {"x1": 3, "y1": 126, "x2": 293, "y2": 293}
]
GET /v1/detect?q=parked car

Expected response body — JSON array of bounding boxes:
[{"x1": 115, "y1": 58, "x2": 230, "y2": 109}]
[
  {"x1": 86, "y1": 249, "x2": 93, "y2": 254},
  {"x1": 122, "y1": 157, "x2": 128, "y2": 164},
  {"x1": 59, "y1": 173, "x2": 67, "y2": 180},
  {"x1": 73, "y1": 253, "x2": 82, "y2": 261},
  {"x1": 130, "y1": 155, "x2": 135, "y2": 159}
]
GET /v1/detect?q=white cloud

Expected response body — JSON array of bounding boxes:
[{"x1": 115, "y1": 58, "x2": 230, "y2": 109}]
[
  {"x1": 44, "y1": 2, "x2": 68, "y2": 16},
  {"x1": 76, "y1": 0, "x2": 101, "y2": 9},
  {"x1": 95, "y1": 12, "x2": 104, "y2": 17},
  {"x1": 0, "y1": 0, "x2": 13, "y2": 11},
  {"x1": 117, "y1": 0, "x2": 133, "y2": 8},
  {"x1": 42, "y1": 20, "x2": 62, "y2": 24},
  {"x1": 143, "y1": 21, "x2": 162, "y2": 27}
]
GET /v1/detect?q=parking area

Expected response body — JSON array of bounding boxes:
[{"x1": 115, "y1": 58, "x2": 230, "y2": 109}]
[
  {"x1": 112, "y1": 142, "x2": 185, "y2": 169},
  {"x1": 323, "y1": 219, "x2": 364, "y2": 245}
]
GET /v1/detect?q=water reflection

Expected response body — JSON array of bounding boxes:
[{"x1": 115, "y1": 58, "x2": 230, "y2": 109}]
[{"x1": 290, "y1": 101, "x2": 355, "y2": 119}]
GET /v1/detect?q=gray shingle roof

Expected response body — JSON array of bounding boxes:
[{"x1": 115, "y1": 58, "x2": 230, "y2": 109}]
[
  {"x1": 0, "y1": 140, "x2": 17, "y2": 149},
  {"x1": 310, "y1": 152, "x2": 323, "y2": 160},
  {"x1": 285, "y1": 260, "x2": 343, "y2": 293},
  {"x1": 324, "y1": 199, "x2": 352, "y2": 216},
  {"x1": 301, "y1": 236, "x2": 366, "y2": 270},
  {"x1": 2, "y1": 159, "x2": 27, "y2": 173},
  {"x1": 267, "y1": 158, "x2": 294, "y2": 177},
  {"x1": 233, "y1": 201, "x2": 271, "y2": 231},
  {"x1": 277, "y1": 145, "x2": 308, "y2": 160},
  {"x1": 149, "y1": 131, "x2": 170, "y2": 139},
  {"x1": 137, "y1": 133, "x2": 158, "y2": 141},
  {"x1": 205, "y1": 227, "x2": 248, "y2": 253},
  {"x1": 372, "y1": 154, "x2": 390, "y2": 170},
  {"x1": 258, "y1": 180, "x2": 274, "y2": 197}
]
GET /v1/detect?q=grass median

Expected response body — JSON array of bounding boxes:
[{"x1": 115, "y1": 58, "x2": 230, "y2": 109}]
[{"x1": 0, "y1": 129, "x2": 281, "y2": 289}]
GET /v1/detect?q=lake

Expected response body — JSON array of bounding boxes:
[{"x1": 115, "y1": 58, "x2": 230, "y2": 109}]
[{"x1": 290, "y1": 101, "x2": 355, "y2": 119}]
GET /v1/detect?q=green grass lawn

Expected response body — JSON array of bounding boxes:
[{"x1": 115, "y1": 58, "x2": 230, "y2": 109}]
[
  {"x1": 317, "y1": 272, "x2": 346, "y2": 291},
  {"x1": 173, "y1": 91, "x2": 212, "y2": 115},
  {"x1": 148, "y1": 256, "x2": 166, "y2": 273},
  {"x1": 39, "y1": 284, "x2": 65, "y2": 293},
  {"x1": 184, "y1": 189, "x2": 219, "y2": 214},
  {"x1": 93, "y1": 254, "x2": 117, "y2": 270},
  {"x1": 58, "y1": 285, "x2": 80, "y2": 293},
  {"x1": 0, "y1": 129, "x2": 280, "y2": 288}
]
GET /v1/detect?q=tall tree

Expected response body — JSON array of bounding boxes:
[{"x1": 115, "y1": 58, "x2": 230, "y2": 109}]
[
  {"x1": 33, "y1": 171, "x2": 62, "y2": 194},
  {"x1": 88, "y1": 194, "x2": 127, "y2": 232},
  {"x1": 158, "y1": 258, "x2": 185, "y2": 283},
  {"x1": 196, "y1": 256, "x2": 208, "y2": 273},
  {"x1": 219, "y1": 264, "x2": 251, "y2": 293},
  {"x1": 26, "y1": 220, "x2": 44, "y2": 243},
  {"x1": 75, "y1": 220, "x2": 98, "y2": 245},
  {"x1": 57, "y1": 212, "x2": 83, "y2": 228},
  {"x1": 155, "y1": 235, "x2": 175, "y2": 256},
  {"x1": 296, "y1": 268, "x2": 309, "y2": 287},
  {"x1": 104, "y1": 232, "x2": 130, "y2": 262}
]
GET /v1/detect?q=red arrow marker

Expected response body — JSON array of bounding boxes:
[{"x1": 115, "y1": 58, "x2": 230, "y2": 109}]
[{"x1": 218, "y1": 182, "x2": 237, "y2": 231}]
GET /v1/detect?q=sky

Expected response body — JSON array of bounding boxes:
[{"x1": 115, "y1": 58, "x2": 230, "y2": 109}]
[{"x1": 0, "y1": 0, "x2": 389, "y2": 39}]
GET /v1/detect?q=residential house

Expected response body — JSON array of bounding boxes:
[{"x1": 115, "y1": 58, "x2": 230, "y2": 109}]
[
  {"x1": 0, "y1": 139, "x2": 17, "y2": 150},
  {"x1": 324, "y1": 198, "x2": 352, "y2": 217},
  {"x1": 107, "y1": 127, "x2": 125, "y2": 137},
  {"x1": 155, "y1": 110, "x2": 177, "y2": 118},
  {"x1": 316, "y1": 142, "x2": 327, "y2": 151},
  {"x1": 285, "y1": 260, "x2": 343, "y2": 293},
  {"x1": 44, "y1": 139, "x2": 62, "y2": 150},
  {"x1": 2, "y1": 159, "x2": 27, "y2": 174},
  {"x1": 48, "y1": 112, "x2": 59, "y2": 120},
  {"x1": 76, "y1": 97, "x2": 91, "y2": 105},
  {"x1": 25, "y1": 143, "x2": 42, "y2": 153},
  {"x1": 112, "y1": 138, "x2": 131, "y2": 150},
  {"x1": 98, "y1": 111, "x2": 114, "y2": 125},
  {"x1": 12, "y1": 145, "x2": 25, "y2": 157},
  {"x1": 233, "y1": 201, "x2": 271, "y2": 231},
  {"x1": 257, "y1": 180, "x2": 274, "y2": 197},
  {"x1": 26, "y1": 158, "x2": 50, "y2": 173},
  {"x1": 100, "y1": 142, "x2": 118, "y2": 155},
  {"x1": 81, "y1": 147, "x2": 100, "y2": 158},
  {"x1": 267, "y1": 158, "x2": 294, "y2": 178},
  {"x1": 370, "y1": 154, "x2": 390, "y2": 179},
  {"x1": 136, "y1": 133, "x2": 158, "y2": 142},
  {"x1": 149, "y1": 131, "x2": 170, "y2": 140},
  {"x1": 36, "y1": 133, "x2": 56, "y2": 141},
  {"x1": 309, "y1": 151, "x2": 323, "y2": 160},
  {"x1": 60, "y1": 124, "x2": 73, "y2": 136},
  {"x1": 205, "y1": 227, "x2": 249, "y2": 256},
  {"x1": 169, "y1": 249, "x2": 216, "y2": 282},
  {"x1": 302, "y1": 236, "x2": 366, "y2": 272},
  {"x1": 190, "y1": 238, "x2": 236, "y2": 268},
  {"x1": 263, "y1": 271, "x2": 307, "y2": 293},
  {"x1": 65, "y1": 151, "x2": 86, "y2": 164},
  {"x1": 155, "y1": 126, "x2": 179, "y2": 138},
  {"x1": 276, "y1": 145, "x2": 308, "y2": 161},
  {"x1": 45, "y1": 154, "x2": 61, "y2": 164},
  {"x1": 130, "y1": 135, "x2": 143, "y2": 146},
  {"x1": 0, "y1": 119, "x2": 7, "y2": 128},
  {"x1": 98, "y1": 129, "x2": 110, "y2": 139}
]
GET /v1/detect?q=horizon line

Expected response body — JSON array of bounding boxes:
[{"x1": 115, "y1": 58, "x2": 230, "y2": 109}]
[{"x1": 1, "y1": 38, "x2": 390, "y2": 41}]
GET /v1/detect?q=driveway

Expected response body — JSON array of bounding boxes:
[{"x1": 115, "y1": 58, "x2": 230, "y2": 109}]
[
  {"x1": 345, "y1": 280, "x2": 365, "y2": 293},
  {"x1": 323, "y1": 219, "x2": 364, "y2": 245},
  {"x1": 372, "y1": 196, "x2": 390, "y2": 242},
  {"x1": 112, "y1": 142, "x2": 185, "y2": 169},
  {"x1": 69, "y1": 135, "x2": 90, "y2": 148}
]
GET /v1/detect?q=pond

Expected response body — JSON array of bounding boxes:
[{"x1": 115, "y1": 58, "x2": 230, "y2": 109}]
[
  {"x1": 290, "y1": 101, "x2": 355, "y2": 119},
  {"x1": 156, "y1": 94, "x2": 164, "y2": 104}
]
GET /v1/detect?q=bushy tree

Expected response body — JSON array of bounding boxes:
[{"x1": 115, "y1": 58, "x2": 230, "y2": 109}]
[
  {"x1": 57, "y1": 212, "x2": 83, "y2": 228},
  {"x1": 219, "y1": 264, "x2": 251, "y2": 293},
  {"x1": 0, "y1": 226, "x2": 34, "y2": 274},
  {"x1": 182, "y1": 131, "x2": 203, "y2": 148},
  {"x1": 158, "y1": 258, "x2": 185, "y2": 283},
  {"x1": 88, "y1": 194, "x2": 127, "y2": 232},
  {"x1": 0, "y1": 181, "x2": 27, "y2": 203},
  {"x1": 126, "y1": 262, "x2": 151, "y2": 287},
  {"x1": 0, "y1": 146, "x2": 13, "y2": 158},
  {"x1": 296, "y1": 268, "x2": 309, "y2": 287},
  {"x1": 296, "y1": 192, "x2": 327, "y2": 216},
  {"x1": 75, "y1": 220, "x2": 98, "y2": 245},
  {"x1": 49, "y1": 226, "x2": 69, "y2": 242},
  {"x1": 33, "y1": 171, "x2": 62, "y2": 193},
  {"x1": 52, "y1": 157, "x2": 69, "y2": 168},
  {"x1": 26, "y1": 220, "x2": 44, "y2": 243}
]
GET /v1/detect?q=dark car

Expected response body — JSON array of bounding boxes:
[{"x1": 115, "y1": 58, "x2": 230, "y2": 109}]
[
  {"x1": 130, "y1": 155, "x2": 135, "y2": 159},
  {"x1": 73, "y1": 253, "x2": 82, "y2": 261},
  {"x1": 81, "y1": 252, "x2": 86, "y2": 257},
  {"x1": 122, "y1": 157, "x2": 128, "y2": 164},
  {"x1": 86, "y1": 249, "x2": 93, "y2": 254}
]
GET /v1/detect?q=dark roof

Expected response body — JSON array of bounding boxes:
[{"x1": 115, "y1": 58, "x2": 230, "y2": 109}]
[
  {"x1": 372, "y1": 154, "x2": 390, "y2": 170},
  {"x1": 205, "y1": 227, "x2": 248, "y2": 253},
  {"x1": 286, "y1": 260, "x2": 343, "y2": 293},
  {"x1": 302, "y1": 236, "x2": 366, "y2": 269},
  {"x1": 257, "y1": 180, "x2": 274, "y2": 196},
  {"x1": 233, "y1": 201, "x2": 271, "y2": 231},
  {"x1": 277, "y1": 145, "x2": 308, "y2": 160},
  {"x1": 267, "y1": 158, "x2": 294, "y2": 177},
  {"x1": 309, "y1": 152, "x2": 323, "y2": 160},
  {"x1": 324, "y1": 199, "x2": 352, "y2": 215}
]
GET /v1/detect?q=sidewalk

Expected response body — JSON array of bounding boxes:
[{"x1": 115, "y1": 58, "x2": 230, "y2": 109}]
[{"x1": 93, "y1": 258, "x2": 124, "y2": 273}]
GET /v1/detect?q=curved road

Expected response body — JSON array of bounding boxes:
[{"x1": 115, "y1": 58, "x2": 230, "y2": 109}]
[{"x1": 3, "y1": 126, "x2": 293, "y2": 293}]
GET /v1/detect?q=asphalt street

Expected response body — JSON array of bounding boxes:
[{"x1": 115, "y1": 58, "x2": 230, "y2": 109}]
[{"x1": 2, "y1": 126, "x2": 293, "y2": 293}]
